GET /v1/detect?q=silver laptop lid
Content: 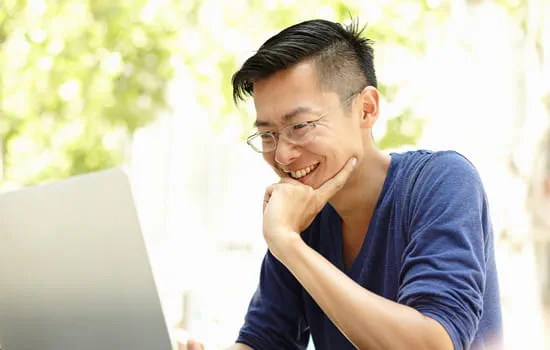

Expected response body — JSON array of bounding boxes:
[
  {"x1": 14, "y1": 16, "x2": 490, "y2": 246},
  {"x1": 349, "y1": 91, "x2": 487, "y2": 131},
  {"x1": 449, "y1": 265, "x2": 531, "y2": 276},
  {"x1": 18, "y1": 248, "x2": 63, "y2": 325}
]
[{"x1": 0, "y1": 168, "x2": 173, "y2": 350}]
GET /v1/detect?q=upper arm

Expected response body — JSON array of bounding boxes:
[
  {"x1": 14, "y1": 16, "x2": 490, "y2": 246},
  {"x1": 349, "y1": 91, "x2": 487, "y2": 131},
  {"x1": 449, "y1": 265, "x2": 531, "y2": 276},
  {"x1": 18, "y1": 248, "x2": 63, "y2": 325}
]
[
  {"x1": 397, "y1": 152, "x2": 490, "y2": 349},
  {"x1": 237, "y1": 250, "x2": 310, "y2": 350}
]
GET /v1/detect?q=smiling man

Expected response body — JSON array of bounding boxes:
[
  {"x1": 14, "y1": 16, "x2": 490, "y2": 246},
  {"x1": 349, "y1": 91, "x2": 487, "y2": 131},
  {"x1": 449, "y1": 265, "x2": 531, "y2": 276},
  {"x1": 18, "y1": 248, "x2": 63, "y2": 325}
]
[{"x1": 181, "y1": 18, "x2": 502, "y2": 350}]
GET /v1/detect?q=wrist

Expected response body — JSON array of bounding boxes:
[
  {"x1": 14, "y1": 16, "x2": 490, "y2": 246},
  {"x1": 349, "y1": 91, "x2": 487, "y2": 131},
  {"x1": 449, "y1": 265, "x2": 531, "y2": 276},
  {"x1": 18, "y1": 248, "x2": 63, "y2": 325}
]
[{"x1": 268, "y1": 230, "x2": 304, "y2": 262}]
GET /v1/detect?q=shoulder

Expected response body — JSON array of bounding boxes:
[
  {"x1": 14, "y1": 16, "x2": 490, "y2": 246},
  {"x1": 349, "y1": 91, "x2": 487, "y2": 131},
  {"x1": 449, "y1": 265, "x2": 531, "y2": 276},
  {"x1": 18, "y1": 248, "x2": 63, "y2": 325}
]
[
  {"x1": 396, "y1": 149, "x2": 478, "y2": 174},
  {"x1": 396, "y1": 150, "x2": 482, "y2": 189},
  {"x1": 393, "y1": 150, "x2": 487, "y2": 218},
  {"x1": 423, "y1": 150, "x2": 478, "y2": 174},
  {"x1": 420, "y1": 150, "x2": 483, "y2": 190}
]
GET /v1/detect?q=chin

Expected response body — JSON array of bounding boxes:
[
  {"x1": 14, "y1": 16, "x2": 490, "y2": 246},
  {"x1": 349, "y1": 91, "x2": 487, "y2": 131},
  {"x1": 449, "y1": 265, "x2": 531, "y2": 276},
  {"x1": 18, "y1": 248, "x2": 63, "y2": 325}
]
[
  {"x1": 313, "y1": 164, "x2": 344, "y2": 188},
  {"x1": 307, "y1": 169, "x2": 330, "y2": 189}
]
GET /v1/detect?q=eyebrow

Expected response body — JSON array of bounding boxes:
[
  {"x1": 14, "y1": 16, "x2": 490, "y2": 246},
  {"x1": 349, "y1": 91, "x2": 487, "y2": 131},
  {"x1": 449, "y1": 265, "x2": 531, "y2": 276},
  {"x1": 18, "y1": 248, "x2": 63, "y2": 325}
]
[{"x1": 253, "y1": 106, "x2": 315, "y2": 128}]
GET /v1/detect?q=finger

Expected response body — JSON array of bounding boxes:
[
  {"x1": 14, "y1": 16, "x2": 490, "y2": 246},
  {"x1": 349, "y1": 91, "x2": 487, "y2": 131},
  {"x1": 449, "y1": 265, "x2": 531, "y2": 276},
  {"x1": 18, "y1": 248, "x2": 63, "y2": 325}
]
[
  {"x1": 279, "y1": 176, "x2": 302, "y2": 185},
  {"x1": 178, "y1": 342, "x2": 187, "y2": 350},
  {"x1": 187, "y1": 339, "x2": 205, "y2": 350},
  {"x1": 316, "y1": 157, "x2": 357, "y2": 203},
  {"x1": 263, "y1": 184, "x2": 277, "y2": 212}
]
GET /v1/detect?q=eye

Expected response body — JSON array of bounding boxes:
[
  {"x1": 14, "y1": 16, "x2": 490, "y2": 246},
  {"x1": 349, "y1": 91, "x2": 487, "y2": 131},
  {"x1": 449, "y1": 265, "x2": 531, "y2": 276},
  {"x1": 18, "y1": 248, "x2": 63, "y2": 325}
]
[
  {"x1": 292, "y1": 122, "x2": 309, "y2": 130},
  {"x1": 259, "y1": 133, "x2": 276, "y2": 144}
]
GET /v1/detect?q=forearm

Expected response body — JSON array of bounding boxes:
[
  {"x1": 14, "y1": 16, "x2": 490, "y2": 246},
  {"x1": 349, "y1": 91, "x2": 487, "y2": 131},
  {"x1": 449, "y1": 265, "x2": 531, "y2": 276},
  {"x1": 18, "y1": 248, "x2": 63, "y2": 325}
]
[
  {"x1": 279, "y1": 234, "x2": 453, "y2": 350},
  {"x1": 225, "y1": 343, "x2": 253, "y2": 350}
]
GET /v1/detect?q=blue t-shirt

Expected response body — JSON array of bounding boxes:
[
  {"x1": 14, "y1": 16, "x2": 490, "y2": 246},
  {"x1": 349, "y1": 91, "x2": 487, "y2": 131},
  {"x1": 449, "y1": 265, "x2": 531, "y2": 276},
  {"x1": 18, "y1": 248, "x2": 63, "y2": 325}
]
[{"x1": 237, "y1": 150, "x2": 503, "y2": 350}]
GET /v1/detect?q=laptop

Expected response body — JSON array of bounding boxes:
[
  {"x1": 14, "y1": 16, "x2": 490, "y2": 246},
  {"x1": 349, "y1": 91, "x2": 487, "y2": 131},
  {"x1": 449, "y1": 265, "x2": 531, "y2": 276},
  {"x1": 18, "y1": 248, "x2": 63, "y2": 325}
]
[{"x1": 0, "y1": 168, "x2": 174, "y2": 350}]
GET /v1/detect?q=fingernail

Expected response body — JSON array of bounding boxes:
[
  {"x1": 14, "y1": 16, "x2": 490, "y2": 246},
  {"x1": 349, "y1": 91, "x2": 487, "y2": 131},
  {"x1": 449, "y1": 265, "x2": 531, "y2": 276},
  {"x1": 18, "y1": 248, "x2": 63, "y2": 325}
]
[{"x1": 352, "y1": 158, "x2": 357, "y2": 166}]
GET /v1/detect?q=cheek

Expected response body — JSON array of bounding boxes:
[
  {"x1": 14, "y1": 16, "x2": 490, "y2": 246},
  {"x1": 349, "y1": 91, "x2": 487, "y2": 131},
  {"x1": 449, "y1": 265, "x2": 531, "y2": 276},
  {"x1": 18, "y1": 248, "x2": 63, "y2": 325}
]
[
  {"x1": 307, "y1": 134, "x2": 362, "y2": 172},
  {"x1": 307, "y1": 133, "x2": 357, "y2": 160},
  {"x1": 334, "y1": 127, "x2": 364, "y2": 158},
  {"x1": 305, "y1": 140, "x2": 345, "y2": 172}
]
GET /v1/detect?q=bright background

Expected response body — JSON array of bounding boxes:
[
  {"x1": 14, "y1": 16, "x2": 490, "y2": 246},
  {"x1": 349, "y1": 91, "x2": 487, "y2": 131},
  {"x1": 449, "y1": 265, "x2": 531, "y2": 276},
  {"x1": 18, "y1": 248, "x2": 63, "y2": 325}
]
[{"x1": 1, "y1": 0, "x2": 549, "y2": 349}]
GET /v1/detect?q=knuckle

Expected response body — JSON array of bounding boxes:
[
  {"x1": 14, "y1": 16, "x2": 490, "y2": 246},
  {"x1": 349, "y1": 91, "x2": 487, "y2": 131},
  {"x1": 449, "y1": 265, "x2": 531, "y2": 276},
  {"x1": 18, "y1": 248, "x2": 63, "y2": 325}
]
[{"x1": 314, "y1": 192, "x2": 323, "y2": 208}]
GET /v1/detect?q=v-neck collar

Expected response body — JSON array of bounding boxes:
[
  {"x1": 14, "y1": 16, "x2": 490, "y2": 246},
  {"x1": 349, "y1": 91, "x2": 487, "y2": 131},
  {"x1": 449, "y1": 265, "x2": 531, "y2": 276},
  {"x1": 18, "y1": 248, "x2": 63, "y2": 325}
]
[{"x1": 326, "y1": 153, "x2": 399, "y2": 277}]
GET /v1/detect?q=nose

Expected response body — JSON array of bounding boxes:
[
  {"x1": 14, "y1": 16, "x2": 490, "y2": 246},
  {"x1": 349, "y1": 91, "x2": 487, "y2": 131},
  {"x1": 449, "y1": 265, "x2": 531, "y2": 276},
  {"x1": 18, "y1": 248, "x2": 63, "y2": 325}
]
[{"x1": 274, "y1": 138, "x2": 299, "y2": 166}]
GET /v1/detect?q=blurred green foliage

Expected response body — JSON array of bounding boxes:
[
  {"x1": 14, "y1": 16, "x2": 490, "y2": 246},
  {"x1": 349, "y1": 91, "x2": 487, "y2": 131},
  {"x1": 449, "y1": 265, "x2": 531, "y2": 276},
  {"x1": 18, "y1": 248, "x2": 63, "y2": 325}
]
[
  {"x1": 0, "y1": 0, "x2": 454, "y2": 188},
  {"x1": 0, "y1": 0, "x2": 181, "y2": 186}
]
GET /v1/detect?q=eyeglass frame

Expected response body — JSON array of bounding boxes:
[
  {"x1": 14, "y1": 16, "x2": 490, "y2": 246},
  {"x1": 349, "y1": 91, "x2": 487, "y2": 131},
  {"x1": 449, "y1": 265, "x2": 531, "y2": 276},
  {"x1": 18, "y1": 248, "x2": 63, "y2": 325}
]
[{"x1": 246, "y1": 88, "x2": 365, "y2": 153}]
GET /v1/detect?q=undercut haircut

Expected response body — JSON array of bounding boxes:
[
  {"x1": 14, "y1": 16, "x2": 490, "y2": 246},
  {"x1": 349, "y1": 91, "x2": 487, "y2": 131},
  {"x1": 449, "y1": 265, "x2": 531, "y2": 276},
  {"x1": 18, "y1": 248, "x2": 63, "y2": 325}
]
[{"x1": 231, "y1": 18, "x2": 377, "y2": 105}]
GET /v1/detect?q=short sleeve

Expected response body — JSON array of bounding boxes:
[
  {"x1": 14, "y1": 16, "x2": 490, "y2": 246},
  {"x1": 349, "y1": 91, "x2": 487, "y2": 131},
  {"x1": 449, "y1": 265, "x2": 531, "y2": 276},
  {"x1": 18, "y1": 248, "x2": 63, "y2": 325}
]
[
  {"x1": 237, "y1": 249, "x2": 310, "y2": 350},
  {"x1": 397, "y1": 152, "x2": 489, "y2": 350}
]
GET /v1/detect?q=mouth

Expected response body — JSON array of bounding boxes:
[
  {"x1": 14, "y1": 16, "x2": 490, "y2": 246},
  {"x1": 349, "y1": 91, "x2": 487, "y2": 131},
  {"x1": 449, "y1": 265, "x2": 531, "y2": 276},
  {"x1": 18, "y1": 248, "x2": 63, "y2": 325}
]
[{"x1": 286, "y1": 162, "x2": 320, "y2": 181}]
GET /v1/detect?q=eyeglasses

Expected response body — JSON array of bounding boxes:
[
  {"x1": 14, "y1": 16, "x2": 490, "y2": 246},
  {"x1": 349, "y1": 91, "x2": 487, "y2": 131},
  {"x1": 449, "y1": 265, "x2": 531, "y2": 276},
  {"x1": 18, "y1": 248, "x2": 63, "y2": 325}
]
[{"x1": 246, "y1": 90, "x2": 362, "y2": 153}]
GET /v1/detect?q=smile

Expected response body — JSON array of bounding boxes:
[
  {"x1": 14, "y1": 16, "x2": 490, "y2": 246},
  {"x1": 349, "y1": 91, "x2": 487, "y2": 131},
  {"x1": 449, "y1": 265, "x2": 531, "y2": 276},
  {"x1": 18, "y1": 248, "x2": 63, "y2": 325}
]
[{"x1": 288, "y1": 163, "x2": 320, "y2": 179}]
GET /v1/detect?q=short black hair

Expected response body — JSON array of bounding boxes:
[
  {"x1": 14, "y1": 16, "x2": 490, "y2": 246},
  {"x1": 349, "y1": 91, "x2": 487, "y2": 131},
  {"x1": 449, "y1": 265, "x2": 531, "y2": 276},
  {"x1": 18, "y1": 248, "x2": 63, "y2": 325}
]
[{"x1": 232, "y1": 18, "x2": 377, "y2": 105}]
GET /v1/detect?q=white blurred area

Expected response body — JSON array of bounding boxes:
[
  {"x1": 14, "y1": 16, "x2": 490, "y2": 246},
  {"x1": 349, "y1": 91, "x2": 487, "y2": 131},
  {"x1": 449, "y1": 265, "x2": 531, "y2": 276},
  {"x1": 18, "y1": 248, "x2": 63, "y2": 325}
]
[{"x1": 126, "y1": 1, "x2": 550, "y2": 349}]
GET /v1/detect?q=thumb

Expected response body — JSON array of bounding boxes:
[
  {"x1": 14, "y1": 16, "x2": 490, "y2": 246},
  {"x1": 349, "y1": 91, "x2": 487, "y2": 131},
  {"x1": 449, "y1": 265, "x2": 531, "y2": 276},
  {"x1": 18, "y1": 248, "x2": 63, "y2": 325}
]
[
  {"x1": 316, "y1": 157, "x2": 357, "y2": 203},
  {"x1": 279, "y1": 176, "x2": 302, "y2": 186}
]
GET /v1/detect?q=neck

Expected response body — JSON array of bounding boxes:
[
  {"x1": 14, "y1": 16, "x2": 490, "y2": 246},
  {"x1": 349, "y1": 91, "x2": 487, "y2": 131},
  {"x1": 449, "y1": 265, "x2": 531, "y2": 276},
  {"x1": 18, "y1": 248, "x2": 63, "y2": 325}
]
[{"x1": 329, "y1": 149, "x2": 391, "y2": 234}]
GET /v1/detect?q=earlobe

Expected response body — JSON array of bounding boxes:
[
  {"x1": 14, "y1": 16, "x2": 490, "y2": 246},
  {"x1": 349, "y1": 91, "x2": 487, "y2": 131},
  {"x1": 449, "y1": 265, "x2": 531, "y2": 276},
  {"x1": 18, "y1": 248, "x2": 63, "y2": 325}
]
[{"x1": 364, "y1": 113, "x2": 378, "y2": 129}]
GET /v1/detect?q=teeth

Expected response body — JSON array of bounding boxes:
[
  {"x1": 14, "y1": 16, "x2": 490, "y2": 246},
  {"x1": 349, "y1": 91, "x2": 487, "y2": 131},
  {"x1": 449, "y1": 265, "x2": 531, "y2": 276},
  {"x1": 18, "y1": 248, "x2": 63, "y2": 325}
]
[{"x1": 290, "y1": 163, "x2": 318, "y2": 179}]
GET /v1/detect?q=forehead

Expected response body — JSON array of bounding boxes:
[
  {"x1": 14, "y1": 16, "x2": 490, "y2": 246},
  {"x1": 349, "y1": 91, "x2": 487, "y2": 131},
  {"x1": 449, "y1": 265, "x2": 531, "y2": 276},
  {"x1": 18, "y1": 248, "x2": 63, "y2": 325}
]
[{"x1": 252, "y1": 61, "x2": 336, "y2": 126}]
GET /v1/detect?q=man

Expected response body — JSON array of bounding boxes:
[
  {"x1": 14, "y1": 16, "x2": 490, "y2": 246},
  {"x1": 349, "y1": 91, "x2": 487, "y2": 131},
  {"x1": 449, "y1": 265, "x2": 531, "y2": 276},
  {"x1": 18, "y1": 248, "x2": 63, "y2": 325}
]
[{"x1": 182, "y1": 18, "x2": 502, "y2": 349}]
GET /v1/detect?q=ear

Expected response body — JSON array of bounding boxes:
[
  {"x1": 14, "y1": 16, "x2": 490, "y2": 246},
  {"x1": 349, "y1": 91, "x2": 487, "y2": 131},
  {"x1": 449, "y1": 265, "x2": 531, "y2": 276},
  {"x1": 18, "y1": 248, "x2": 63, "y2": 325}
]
[{"x1": 359, "y1": 86, "x2": 380, "y2": 129}]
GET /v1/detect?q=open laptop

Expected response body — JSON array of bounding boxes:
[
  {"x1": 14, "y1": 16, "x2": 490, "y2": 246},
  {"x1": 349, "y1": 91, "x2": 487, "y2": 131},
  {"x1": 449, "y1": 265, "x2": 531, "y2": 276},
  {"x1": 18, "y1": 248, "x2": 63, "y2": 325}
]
[{"x1": 0, "y1": 168, "x2": 173, "y2": 350}]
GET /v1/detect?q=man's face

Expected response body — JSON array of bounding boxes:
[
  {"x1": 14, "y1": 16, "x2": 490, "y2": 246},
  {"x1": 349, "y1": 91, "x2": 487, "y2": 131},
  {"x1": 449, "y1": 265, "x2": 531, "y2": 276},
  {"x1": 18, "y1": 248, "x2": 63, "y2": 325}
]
[{"x1": 252, "y1": 61, "x2": 373, "y2": 189}]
